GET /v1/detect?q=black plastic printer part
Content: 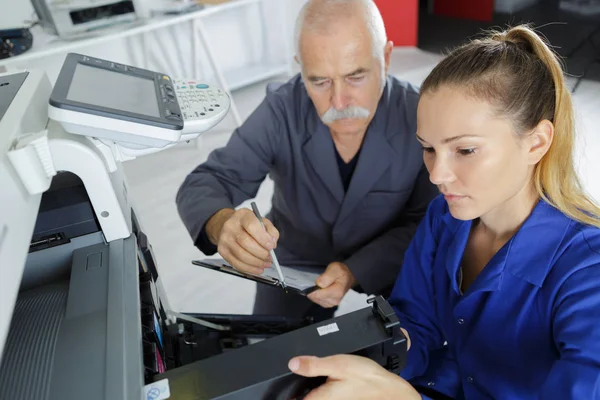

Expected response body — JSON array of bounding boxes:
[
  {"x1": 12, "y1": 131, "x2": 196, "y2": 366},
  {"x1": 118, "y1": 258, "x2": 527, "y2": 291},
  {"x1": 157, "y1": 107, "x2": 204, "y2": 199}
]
[
  {"x1": 29, "y1": 172, "x2": 100, "y2": 253},
  {"x1": 154, "y1": 296, "x2": 407, "y2": 400},
  {"x1": 162, "y1": 313, "x2": 314, "y2": 371}
]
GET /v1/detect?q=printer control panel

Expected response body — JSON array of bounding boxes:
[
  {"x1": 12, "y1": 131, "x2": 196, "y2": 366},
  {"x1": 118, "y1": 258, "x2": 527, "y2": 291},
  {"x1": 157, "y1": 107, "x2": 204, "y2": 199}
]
[
  {"x1": 158, "y1": 80, "x2": 182, "y2": 122},
  {"x1": 173, "y1": 79, "x2": 230, "y2": 135}
]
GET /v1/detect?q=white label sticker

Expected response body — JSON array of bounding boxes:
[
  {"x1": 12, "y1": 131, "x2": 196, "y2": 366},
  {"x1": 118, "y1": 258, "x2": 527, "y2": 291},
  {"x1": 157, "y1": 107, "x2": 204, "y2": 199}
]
[
  {"x1": 144, "y1": 378, "x2": 171, "y2": 400},
  {"x1": 317, "y1": 323, "x2": 340, "y2": 336}
]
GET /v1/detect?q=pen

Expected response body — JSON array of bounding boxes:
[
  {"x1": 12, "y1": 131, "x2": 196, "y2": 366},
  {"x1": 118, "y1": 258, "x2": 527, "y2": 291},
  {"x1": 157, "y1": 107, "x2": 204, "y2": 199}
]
[{"x1": 250, "y1": 201, "x2": 287, "y2": 291}]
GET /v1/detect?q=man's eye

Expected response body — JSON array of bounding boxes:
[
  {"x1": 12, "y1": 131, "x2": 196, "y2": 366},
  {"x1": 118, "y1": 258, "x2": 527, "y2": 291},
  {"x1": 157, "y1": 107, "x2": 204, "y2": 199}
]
[
  {"x1": 348, "y1": 75, "x2": 365, "y2": 82},
  {"x1": 422, "y1": 147, "x2": 435, "y2": 153}
]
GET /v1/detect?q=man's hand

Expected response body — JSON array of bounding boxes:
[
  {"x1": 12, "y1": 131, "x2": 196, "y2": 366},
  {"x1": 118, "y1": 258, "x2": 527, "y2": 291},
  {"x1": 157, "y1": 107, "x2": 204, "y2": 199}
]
[
  {"x1": 288, "y1": 354, "x2": 421, "y2": 400},
  {"x1": 307, "y1": 262, "x2": 356, "y2": 308},
  {"x1": 206, "y1": 208, "x2": 279, "y2": 275}
]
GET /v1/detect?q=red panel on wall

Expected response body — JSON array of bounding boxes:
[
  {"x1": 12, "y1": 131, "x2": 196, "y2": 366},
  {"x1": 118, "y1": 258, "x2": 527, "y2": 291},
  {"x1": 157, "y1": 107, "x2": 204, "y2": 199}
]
[
  {"x1": 374, "y1": 0, "x2": 419, "y2": 47},
  {"x1": 434, "y1": 0, "x2": 494, "y2": 22}
]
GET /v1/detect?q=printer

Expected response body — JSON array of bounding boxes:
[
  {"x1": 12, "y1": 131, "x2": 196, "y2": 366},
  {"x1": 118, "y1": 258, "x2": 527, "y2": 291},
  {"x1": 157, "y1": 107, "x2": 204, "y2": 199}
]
[
  {"x1": 0, "y1": 53, "x2": 407, "y2": 400},
  {"x1": 30, "y1": 0, "x2": 142, "y2": 38}
]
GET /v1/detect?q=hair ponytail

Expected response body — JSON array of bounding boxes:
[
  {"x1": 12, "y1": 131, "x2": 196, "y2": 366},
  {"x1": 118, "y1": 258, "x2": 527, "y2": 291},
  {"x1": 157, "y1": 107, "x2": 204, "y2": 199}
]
[
  {"x1": 505, "y1": 26, "x2": 600, "y2": 227},
  {"x1": 421, "y1": 24, "x2": 600, "y2": 228}
]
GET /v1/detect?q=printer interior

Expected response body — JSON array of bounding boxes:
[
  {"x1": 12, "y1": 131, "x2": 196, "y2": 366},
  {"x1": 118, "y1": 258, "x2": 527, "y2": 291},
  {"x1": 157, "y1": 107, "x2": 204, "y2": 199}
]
[{"x1": 2, "y1": 171, "x2": 313, "y2": 393}]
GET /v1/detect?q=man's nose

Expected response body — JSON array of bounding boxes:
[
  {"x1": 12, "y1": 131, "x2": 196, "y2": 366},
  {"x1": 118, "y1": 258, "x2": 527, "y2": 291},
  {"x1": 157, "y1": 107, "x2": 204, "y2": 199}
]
[
  {"x1": 331, "y1": 81, "x2": 350, "y2": 110},
  {"x1": 428, "y1": 156, "x2": 455, "y2": 186}
]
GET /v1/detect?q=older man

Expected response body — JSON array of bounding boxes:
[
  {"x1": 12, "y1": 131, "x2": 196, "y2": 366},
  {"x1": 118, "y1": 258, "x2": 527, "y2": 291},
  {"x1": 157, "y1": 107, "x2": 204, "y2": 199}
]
[{"x1": 176, "y1": 0, "x2": 437, "y2": 320}]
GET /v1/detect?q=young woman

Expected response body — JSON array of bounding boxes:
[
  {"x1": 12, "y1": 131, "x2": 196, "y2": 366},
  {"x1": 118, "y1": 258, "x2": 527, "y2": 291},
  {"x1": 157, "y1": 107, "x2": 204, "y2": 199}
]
[{"x1": 288, "y1": 24, "x2": 600, "y2": 399}]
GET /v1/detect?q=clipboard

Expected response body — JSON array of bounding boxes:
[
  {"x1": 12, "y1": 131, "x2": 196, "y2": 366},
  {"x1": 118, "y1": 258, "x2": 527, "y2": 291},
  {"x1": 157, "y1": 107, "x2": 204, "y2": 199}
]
[{"x1": 191, "y1": 258, "x2": 320, "y2": 296}]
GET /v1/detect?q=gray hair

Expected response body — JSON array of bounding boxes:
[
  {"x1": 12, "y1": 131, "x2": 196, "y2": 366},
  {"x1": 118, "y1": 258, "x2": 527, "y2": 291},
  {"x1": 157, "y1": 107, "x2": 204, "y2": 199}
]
[{"x1": 293, "y1": 0, "x2": 388, "y2": 65}]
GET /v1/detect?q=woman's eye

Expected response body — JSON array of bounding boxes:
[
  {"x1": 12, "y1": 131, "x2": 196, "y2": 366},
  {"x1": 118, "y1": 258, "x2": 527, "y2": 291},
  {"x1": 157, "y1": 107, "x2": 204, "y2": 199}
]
[
  {"x1": 458, "y1": 148, "x2": 476, "y2": 156},
  {"x1": 422, "y1": 147, "x2": 435, "y2": 153}
]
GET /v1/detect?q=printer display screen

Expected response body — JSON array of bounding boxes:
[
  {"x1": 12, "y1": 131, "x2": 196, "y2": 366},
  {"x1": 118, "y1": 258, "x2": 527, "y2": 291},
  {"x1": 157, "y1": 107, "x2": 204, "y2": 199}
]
[{"x1": 66, "y1": 63, "x2": 160, "y2": 117}]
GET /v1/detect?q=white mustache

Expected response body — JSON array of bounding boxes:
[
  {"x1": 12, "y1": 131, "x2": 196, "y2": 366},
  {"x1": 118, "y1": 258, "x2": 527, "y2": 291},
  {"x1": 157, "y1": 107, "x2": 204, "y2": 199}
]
[{"x1": 321, "y1": 106, "x2": 370, "y2": 124}]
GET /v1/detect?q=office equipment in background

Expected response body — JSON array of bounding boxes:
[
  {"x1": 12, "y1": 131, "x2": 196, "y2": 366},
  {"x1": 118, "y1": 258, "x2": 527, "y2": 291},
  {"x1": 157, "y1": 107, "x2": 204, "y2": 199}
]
[
  {"x1": 0, "y1": 28, "x2": 33, "y2": 60},
  {"x1": 30, "y1": 0, "x2": 141, "y2": 38}
]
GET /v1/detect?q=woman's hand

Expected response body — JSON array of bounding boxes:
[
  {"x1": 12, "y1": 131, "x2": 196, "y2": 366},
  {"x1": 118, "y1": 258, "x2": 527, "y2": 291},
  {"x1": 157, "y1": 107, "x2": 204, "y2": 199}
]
[{"x1": 288, "y1": 354, "x2": 421, "y2": 400}]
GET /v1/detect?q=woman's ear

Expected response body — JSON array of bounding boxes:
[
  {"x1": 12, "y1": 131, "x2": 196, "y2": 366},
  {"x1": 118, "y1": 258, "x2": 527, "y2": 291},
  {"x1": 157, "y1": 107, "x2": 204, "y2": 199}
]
[{"x1": 526, "y1": 119, "x2": 554, "y2": 165}]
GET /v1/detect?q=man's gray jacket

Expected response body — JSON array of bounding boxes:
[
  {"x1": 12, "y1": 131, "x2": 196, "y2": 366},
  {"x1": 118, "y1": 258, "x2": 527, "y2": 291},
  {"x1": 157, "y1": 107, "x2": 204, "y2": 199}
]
[{"x1": 176, "y1": 74, "x2": 438, "y2": 295}]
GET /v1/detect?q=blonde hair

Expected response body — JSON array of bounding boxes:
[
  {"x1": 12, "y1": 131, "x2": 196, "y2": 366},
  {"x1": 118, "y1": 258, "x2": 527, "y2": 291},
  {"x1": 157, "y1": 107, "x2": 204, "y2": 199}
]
[{"x1": 420, "y1": 24, "x2": 600, "y2": 228}]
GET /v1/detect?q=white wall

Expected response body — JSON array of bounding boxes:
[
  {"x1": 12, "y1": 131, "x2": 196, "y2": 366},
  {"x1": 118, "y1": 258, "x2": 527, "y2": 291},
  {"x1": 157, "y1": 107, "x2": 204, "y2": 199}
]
[
  {"x1": 0, "y1": 0, "x2": 308, "y2": 86},
  {"x1": 0, "y1": 0, "x2": 34, "y2": 29}
]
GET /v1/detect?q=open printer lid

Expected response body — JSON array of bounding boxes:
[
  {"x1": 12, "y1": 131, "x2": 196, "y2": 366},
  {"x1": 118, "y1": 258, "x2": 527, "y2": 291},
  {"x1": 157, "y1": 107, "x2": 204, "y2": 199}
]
[{"x1": 0, "y1": 69, "x2": 51, "y2": 362}]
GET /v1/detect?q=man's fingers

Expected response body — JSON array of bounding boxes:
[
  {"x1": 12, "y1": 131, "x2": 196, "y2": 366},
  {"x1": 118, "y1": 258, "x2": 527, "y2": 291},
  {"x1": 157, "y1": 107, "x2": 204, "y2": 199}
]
[
  {"x1": 228, "y1": 258, "x2": 266, "y2": 276},
  {"x1": 220, "y1": 231, "x2": 269, "y2": 267},
  {"x1": 262, "y1": 218, "x2": 280, "y2": 244},
  {"x1": 307, "y1": 284, "x2": 345, "y2": 308},
  {"x1": 308, "y1": 297, "x2": 336, "y2": 309},
  {"x1": 307, "y1": 294, "x2": 337, "y2": 308},
  {"x1": 227, "y1": 243, "x2": 270, "y2": 270},
  {"x1": 315, "y1": 273, "x2": 334, "y2": 289},
  {"x1": 234, "y1": 231, "x2": 271, "y2": 263},
  {"x1": 242, "y1": 213, "x2": 276, "y2": 249},
  {"x1": 220, "y1": 247, "x2": 267, "y2": 275},
  {"x1": 307, "y1": 289, "x2": 335, "y2": 308},
  {"x1": 316, "y1": 262, "x2": 344, "y2": 288},
  {"x1": 307, "y1": 290, "x2": 327, "y2": 308}
]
